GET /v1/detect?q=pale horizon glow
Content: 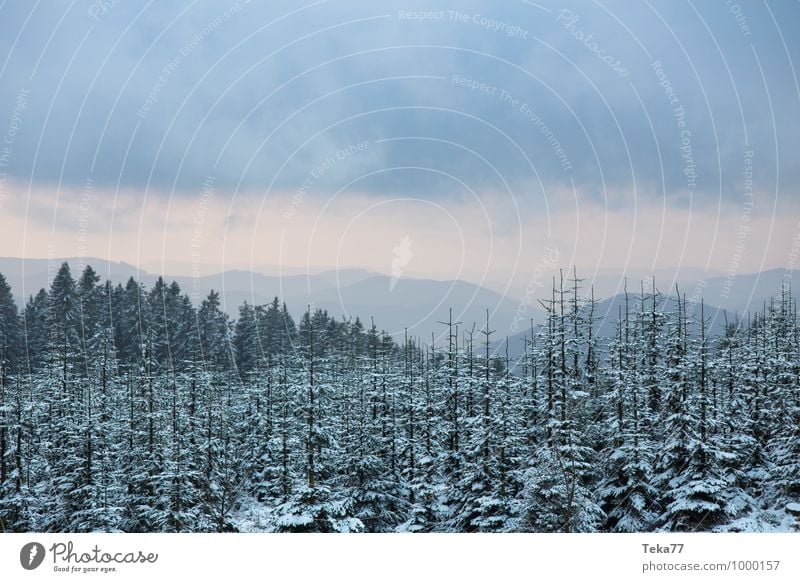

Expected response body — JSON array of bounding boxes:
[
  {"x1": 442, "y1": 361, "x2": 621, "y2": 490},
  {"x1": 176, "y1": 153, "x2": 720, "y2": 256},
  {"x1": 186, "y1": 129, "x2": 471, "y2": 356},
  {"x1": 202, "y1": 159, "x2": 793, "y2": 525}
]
[{"x1": 0, "y1": 179, "x2": 797, "y2": 299}]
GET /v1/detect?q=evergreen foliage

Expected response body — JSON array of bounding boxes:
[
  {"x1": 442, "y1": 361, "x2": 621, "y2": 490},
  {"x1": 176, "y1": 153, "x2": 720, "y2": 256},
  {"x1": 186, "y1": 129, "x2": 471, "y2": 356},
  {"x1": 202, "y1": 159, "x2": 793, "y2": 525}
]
[{"x1": 0, "y1": 263, "x2": 797, "y2": 532}]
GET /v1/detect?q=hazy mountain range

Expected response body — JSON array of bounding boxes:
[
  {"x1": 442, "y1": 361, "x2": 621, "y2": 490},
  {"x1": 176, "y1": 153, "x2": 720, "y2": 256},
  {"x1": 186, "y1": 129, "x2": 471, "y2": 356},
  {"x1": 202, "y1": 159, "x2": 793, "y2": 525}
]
[{"x1": 0, "y1": 257, "x2": 794, "y2": 347}]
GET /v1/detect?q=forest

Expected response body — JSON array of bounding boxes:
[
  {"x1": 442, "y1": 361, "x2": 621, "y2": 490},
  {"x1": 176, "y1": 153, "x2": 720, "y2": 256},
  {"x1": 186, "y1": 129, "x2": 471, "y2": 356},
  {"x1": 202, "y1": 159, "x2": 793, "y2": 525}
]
[{"x1": 0, "y1": 262, "x2": 798, "y2": 533}]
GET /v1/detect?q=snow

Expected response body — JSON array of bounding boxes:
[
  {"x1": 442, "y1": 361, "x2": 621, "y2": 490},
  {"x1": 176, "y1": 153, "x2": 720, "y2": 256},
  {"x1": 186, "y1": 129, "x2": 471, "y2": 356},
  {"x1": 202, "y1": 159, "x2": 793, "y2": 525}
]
[
  {"x1": 229, "y1": 498, "x2": 273, "y2": 533},
  {"x1": 713, "y1": 507, "x2": 799, "y2": 533}
]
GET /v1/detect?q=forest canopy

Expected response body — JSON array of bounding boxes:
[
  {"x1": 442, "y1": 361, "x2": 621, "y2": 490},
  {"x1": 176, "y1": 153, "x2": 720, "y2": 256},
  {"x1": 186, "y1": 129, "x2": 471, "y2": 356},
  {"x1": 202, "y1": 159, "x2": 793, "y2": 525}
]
[{"x1": 0, "y1": 263, "x2": 798, "y2": 532}]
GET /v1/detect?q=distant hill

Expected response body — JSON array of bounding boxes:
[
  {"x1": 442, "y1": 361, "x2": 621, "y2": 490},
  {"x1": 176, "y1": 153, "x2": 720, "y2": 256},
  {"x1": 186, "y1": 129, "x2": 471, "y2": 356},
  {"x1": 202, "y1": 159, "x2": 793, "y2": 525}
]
[
  {"x1": 497, "y1": 291, "x2": 735, "y2": 362},
  {"x1": 283, "y1": 274, "x2": 522, "y2": 341},
  {"x1": 685, "y1": 268, "x2": 797, "y2": 317},
  {"x1": 0, "y1": 256, "x2": 145, "y2": 301}
]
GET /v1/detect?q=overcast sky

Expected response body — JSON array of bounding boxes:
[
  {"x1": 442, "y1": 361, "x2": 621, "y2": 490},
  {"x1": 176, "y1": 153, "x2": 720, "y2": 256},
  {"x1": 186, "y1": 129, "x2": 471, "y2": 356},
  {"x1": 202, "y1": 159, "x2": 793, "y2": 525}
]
[{"x1": 0, "y1": 0, "x2": 798, "y2": 292}]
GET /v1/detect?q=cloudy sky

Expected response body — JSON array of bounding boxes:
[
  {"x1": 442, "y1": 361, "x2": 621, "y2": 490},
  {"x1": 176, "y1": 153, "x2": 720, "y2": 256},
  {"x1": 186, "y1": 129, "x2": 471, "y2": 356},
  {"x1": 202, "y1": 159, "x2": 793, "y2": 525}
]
[{"x1": 0, "y1": 0, "x2": 798, "y2": 294}]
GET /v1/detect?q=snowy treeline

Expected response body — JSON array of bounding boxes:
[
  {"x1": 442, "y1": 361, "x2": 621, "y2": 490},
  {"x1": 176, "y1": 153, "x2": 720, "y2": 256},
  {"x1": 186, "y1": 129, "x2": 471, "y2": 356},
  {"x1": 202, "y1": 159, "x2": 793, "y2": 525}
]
[{"x1": 0, "y1": 263, "x2": 798, "y2": 532}]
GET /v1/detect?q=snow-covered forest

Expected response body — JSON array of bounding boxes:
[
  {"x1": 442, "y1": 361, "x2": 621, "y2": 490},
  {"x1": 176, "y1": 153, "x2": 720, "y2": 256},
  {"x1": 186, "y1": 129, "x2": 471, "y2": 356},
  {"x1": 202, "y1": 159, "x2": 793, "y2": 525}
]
[{"x1": 0, "y1": 262, "x2": 798, "y2": 533}]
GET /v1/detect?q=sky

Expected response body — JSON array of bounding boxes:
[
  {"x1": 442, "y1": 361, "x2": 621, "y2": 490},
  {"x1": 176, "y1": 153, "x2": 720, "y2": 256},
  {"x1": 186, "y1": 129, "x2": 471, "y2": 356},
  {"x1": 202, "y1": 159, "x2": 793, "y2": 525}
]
[{"x1": 0, "y1": 0, "x2": 799, "y2": 297}]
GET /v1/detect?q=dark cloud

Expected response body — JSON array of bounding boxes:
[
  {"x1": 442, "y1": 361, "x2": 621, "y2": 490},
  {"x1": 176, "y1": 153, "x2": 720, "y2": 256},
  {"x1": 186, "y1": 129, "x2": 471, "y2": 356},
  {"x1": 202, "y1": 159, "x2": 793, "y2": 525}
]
[{"x1": 0, "y1": 0, "x2": 798, "y2": 208}]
